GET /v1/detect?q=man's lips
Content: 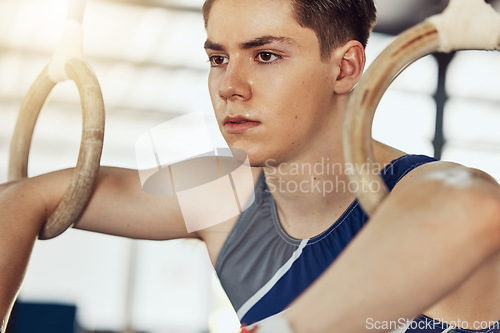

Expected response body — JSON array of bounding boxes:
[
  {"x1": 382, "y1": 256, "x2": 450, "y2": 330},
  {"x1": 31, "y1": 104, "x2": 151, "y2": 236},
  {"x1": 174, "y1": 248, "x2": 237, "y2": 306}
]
[{"x1": 223, "y1": 116, "x2": 261, "y2": 134}]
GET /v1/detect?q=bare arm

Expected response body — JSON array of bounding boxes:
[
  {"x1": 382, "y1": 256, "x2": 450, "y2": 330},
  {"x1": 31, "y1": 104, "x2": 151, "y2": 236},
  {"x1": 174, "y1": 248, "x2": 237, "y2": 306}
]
[
  {"x1": 73, "y1": 167, "x2": 196, "y2": 240},
  {"x1": 283, "y1": 162, "x2": 500, "y2": 332},
  {"x1": 0, "y1": 166, "x2": 195, "y2": 331},
  {"x1": 0, "y1": 179, "x2": 46, "y2": 332}
]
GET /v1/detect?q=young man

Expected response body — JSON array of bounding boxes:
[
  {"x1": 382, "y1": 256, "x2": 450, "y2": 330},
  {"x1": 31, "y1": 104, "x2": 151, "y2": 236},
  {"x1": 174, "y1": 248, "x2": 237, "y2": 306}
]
[{"x1": 1, "y1": 0, "x2": 500, "y2": 332}]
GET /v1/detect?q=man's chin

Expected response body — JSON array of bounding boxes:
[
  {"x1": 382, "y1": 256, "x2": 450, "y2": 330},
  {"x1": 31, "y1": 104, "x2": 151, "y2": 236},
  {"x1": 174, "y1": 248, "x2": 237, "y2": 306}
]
[
  {"x1": 225, "y1": 143, "x2": 279, "y2": 168},
  {"x1": 247, "y1": 155, "x2": 281, "y2": 168},
  {"x1": 228, "y1": 149, "x2": 266, "y2": 168}
]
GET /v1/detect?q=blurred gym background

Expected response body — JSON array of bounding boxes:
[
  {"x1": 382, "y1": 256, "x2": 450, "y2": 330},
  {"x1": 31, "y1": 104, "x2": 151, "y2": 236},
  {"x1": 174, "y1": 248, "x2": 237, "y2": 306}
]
[{"x1": 0, "y1": 0, "x2": 498, "y2": 332}]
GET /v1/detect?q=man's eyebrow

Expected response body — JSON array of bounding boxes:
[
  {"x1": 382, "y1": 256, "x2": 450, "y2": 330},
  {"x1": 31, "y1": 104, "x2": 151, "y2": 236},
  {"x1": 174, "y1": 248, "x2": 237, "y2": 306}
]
[
  {"x1": 240, "y1": 36, "x2": 295, "y2": 49},
  {"x1": 204, "y1": 40, "x2": 225, "y2": 51},
  {"x1": 204, "y1": 36, "x2": 295, "y2": 51}
]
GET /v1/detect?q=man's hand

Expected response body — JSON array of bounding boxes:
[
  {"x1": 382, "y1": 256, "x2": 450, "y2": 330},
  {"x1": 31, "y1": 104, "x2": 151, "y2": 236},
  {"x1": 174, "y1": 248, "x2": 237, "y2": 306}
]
[{"x1": 241, "y1": 312, "x2": 294, "y2": 333}]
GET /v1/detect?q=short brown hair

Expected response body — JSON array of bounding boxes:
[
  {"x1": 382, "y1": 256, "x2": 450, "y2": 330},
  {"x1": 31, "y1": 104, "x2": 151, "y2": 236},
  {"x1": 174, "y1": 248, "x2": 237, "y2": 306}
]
[{"x1": 202, "y1": 0, "x2": 377, "y2": 59}]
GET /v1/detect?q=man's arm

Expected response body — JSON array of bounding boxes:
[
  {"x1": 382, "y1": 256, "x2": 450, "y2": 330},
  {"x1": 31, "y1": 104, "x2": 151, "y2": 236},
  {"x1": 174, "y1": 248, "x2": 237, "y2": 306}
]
[
  {"x1": 283, "y1": 162, "x2": 500, "y2": 332},
  {"x1": 73, "y1": 167, "x2": 196, "y2": 239},
  {"x1": 0, "y1": 166, "x2": 195, "y2": 331},
  {"x1": 0, "y1": 178, "x2": 47, "y2": 332}
]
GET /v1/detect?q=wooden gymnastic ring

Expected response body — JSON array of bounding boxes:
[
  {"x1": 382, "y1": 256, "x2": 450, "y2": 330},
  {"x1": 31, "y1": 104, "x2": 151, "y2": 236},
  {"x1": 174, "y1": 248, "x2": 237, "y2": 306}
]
[
  {"x1": 343, "y1": 16, "x2": 500, "y2": 216},
  {"x1": 8, "y1": 58, "x2": 105, "y2": 240}
]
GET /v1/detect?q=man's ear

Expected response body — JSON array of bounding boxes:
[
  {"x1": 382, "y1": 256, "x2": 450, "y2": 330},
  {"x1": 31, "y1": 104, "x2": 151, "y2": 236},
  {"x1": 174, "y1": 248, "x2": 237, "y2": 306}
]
[{"x1": 332, "y1": 40, "x2": 366, "y2": 95}]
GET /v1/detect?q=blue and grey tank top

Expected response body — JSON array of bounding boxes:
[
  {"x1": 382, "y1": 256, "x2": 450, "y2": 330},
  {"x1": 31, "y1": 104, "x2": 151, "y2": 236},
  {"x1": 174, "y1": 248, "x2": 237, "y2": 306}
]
[{"x1": 215, "y1": 155, "x2": 442, "y2": 325}]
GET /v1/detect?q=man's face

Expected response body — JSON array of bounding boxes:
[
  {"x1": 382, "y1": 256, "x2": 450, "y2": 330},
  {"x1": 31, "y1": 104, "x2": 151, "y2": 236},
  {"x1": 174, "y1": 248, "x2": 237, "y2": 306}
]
[{"x1": 205, "y1": 0, "x2": 340, "y2": 166}]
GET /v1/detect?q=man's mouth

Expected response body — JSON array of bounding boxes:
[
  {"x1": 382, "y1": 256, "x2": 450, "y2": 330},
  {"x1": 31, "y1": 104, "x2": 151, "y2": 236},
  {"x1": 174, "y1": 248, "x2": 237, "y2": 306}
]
[{"x1": 223, "y1": 116, "x2": 261, "y2": 134}]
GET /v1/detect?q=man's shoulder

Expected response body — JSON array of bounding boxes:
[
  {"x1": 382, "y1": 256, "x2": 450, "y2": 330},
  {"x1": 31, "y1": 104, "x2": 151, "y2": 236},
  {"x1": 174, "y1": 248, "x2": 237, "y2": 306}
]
[
  {"x1": 396, "y1": 160, "x2": 475, "y2": 185},
  {"x1": 392, "y1": 159, "x2": 499, "y2": 204}
]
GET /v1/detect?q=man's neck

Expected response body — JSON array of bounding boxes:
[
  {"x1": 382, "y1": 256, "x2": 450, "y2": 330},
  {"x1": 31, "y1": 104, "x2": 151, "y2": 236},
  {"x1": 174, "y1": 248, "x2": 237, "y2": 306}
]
[
  {"x1": 263, "y1": 148, "x2": 356, "y2": 239},
  {"x1": 262, "y1": 139, "x2": 406, "y2": 239}
]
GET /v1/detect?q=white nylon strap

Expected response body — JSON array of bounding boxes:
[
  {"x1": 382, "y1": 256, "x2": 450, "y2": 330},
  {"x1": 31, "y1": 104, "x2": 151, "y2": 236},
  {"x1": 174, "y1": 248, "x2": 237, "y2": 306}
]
[
  {"x1": 427, "y1": 0, "x2": 500, "y2": 53},
  {"x1": 48, "y1": 19, "x2": 84, "y2": 83},
  {"x1": 243, "y1": 313, "x2": 294, "y2": 333},
  {"x1": 67, "y1": 0, "x2": 87, "y2": 24}
]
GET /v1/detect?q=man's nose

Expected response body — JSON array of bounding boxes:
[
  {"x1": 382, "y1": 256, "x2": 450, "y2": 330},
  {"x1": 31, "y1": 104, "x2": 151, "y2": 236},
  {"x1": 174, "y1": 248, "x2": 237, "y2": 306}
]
[{"x1": 218, "y1": 60, "x2": 252, "y2": 102}]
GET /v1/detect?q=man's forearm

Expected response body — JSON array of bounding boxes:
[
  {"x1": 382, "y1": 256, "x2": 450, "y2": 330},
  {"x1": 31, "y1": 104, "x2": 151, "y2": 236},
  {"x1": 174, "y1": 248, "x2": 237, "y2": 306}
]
[
  {"x1": 0, "y1": 180, "x2": 47, "y2": 330},
  {"x1": 284, "y1": 173, "x2": 500, "y2": 332}
]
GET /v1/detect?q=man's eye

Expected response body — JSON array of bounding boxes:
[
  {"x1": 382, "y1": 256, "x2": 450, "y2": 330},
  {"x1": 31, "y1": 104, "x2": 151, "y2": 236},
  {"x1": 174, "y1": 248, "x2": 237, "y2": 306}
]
[
  {"x1": 256, "y1": 52, "x2": 280, "y2": 63},
  {"x1": 209, "y1": 56, "x2": 228, "y2": 66}
]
